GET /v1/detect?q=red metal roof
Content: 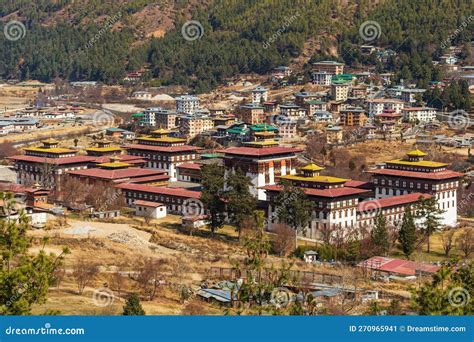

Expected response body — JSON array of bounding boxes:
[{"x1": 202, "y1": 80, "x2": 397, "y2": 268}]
[
  {"x1": 124, "y1": 144, "x2": 201, "y2": 153},
  {"x1": 68, "y1": 167, "x2": 166, "y2": 180},
  {"x1": 9, "y1": 155, "x2": 96, "y2": 165},
  {"x1": 370, "y1": 168, "x2": 463, "y2": 180},
  {"x1": 357, "y1": 192, "x2": 430, "y2": 212},
  {"x1": 134, "y1": 200, "x2": 165, "y2": 207},
  {"x1": 116, "y1": 183, "x2": 201, "y2": 199},
  {"x1": 223, "y1": 146, "x2": 303, "y2": 157},
  {"x1": 344, "y1": 180, "x2": 375, "y2": 190},
  {"x1": 358, "y1": 256, "x2": 439, "y2": 276},
  {"x1": 126, "y1": 174, "x2": 170, "y2": 183},
  {"x1": 262, "y1": 184, "x2": 369, "y2": 198},
  {"x1": 176, "y1": 163, "x2": 202, "y2": 170},
  {"x1": 92, "y1": 155, "x2": 146, "y2": 164}
]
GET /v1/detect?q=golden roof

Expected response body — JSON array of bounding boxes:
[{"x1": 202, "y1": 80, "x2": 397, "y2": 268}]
[
  {"x1": 97, "y1": 162, "x2": 131, "y2": 168},
  {"x1": 24, "y1": 147, "x2": 74, "y2": 154},
  {"x1": 406, "y1": 149, "x2": 427, "y2": 157},
  {"x1": 85, "y1": 147, "x2": 122, "y2": 152},
  {"x1": 151, "y1": 128, "x2": 170, "y2": 135},
  {"x1": 281, "y1": 174, "x2": 348, "y2": 183},
  {"x1": 137, "y1": 136, "x2": 186, "y2": 143},
  {"x1": 41, "y1": 138, "x2": 59, "y2": 144},
  {"x1": 244, "y1": 140, "x2": 279, "y2": 147},
  {"x1": 301, "y1": 163, "x2": 324, "y2": 172},
  {"x1": 386, "y1": 159, "x2": 448, "y2": 168}
]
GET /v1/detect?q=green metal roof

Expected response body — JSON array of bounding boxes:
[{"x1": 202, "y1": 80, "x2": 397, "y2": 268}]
[{"x1": 249, "y1": 123, "x2": 278, "y2": 132}]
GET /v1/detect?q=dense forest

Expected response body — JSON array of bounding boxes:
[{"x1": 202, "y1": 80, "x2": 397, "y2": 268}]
[{"x1": 0, "y1": 0, "x2": 473, "y2": 92}]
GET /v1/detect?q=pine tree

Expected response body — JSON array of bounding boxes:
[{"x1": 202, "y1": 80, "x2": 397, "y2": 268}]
[
  {"x1": 274, "y1": 181, "x2": 313, "y2": 240},
  {"x1": 0, "y1": 192, "x2": 68, "y2": 315},
  {"x1": 122, "y1": 293, "x2": 145, "y2": 316},
  {"x1": 415, "y1": 196, "x2": 443, "y2": 253},
  {"x1": 224, "y1": 169, "x2": 257, "y2": 239},
  {"x1": 200, "y1": 164, "x2": 226, "y2": 234},
  {"x1": 398, "y1": 208, "x2": 417, "y2": 258},
  {"x1": 371, "y1": 212, "x2": 390, "y2": 256}
]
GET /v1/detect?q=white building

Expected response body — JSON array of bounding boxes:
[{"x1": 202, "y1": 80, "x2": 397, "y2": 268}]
[
  {"x1": 251, "y1": 86, "x2": 269, "y2": 104},
  {"x1": 143, "y1": 107, "x2": 177, "y2": 128},
  {"x1": 400, "y1": 88, "x2": 426, "y2": 103},
  {"x1": 134, "y1": 200, "x2": 167, "y2": 219},
  {"x1": 279, "y1": 103, "x2": 306, "y2": 119},
  {"x1": 367, "y1": 98, "x2": 405, "y2": 117},
  {"x1": 175, "y1": 95, "x2": 200, "y2": 115},
  {"x1": 402, "y1": 107, "x2": 437, "y2": 123},
  {"x1": 312, "y1": 71, "x2": 332, "y2": 86},
  {"x1": 331, "y1": 82, "x2": 350, "y2": 101}
]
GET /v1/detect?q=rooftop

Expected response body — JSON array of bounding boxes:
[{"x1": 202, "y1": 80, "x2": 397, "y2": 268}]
[
  {"x1": 369, "y1": 168, "x2": 463, "y2": 180},
  {"x1": 263, "y1": 184, "x2": 369, "y2": 198},
  {"x1": 116, "y1": 183, "x2": 201, "y2": 199},
  {"x1": 357, "y1": 193, "x2": 430, "y2": 213}
]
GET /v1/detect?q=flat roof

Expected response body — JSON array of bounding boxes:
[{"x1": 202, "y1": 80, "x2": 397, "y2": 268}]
[{"x1": 369, "y1": 168, "x2": 463, "y2": 180}]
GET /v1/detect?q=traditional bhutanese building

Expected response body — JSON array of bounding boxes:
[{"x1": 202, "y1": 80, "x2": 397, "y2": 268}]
[
  {"x1": 263, "y1": 164, "x2": 370, "y2": 240},
  {"x1": 85, "y1": 140, "x2": 122, "y2": 157},
  {"x1": 9, "y1": 139, "x2": 96, "y2": 187},
  {"x1": 370, "y1": 149, "x2": 463, "y2": 226},
  {"x1": 263, "y1": 163, "x2": 433, "y2": 240},
  {"x1": 123, "y1": 128, "x2": 201, "y2": 181},
  {"x1": 67, "y1": 156, "x2": 169, "y2": 186},
  {"x1": 115, "y1": 183, "x2": 201, "y2": 215},
  {"x1": 222, "y1": 139, "x2": 302, "y2": 200}
]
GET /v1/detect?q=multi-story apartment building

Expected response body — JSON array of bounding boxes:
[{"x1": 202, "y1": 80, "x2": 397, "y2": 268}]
[
  {"x1": 339, "y1": 107, "x2": 368, "y2": 126},
  {"x1": 331, "y1": 82, "x2": 350, "y2": 101},
  {"x1": 175, "y1": 95, "x2": 200, "y2": 115},
  {"x1": 312, "y1": 61, "x2": 344, "y2": 75},
  {"x1": 143, "y1": 107, "x2": 177, "y2": 129},
  {"x1": 312, "y1": 71, "x2": 332, "y2": 86},
  {"x1": 402, "y1": 107, "x2": 437, "y2": 123},
  {"x1": 239, "y1": 103, "x2": 266, "y2": 125},
  {"x1": 367, "y1": 99, "x2": 405, "y2": 118},
  {"x1": 251, "y1": 86, "x2": 269, "y2": 104},
  {"x1": 179, "y1": 115, "x2": 214, "y2": 138}
]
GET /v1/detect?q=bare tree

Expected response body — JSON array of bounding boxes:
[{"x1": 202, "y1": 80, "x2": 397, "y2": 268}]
[
  {"x1": 110, "y1": 272, "x2": 125, "y2": 297},
  {"x1": 0, "y1": 141, "x2": 18, "y2": 159},
  {"x1": 457, "y1": 229, "x2": 473, "y2": 259},
  {"x1": 72, "y1": 258, "x2": 99, "y2": 294},
  {"x1": 133, "y1": 258, "x2": 165, "y2": 300},
  {"x1": 272, "y1": 223, "x2": 296, "y2": 257},
  {"x1": 440, "y1": 228, "x2": 456, "y2": 257}
]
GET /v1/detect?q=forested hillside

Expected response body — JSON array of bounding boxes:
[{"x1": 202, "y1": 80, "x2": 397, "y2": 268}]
[{"x1": 0, "y1": 0, "x2": 473, "y2": 92}]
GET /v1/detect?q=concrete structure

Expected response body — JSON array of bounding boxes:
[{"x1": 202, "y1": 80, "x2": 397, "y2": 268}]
[
  {"x1": 312, "y1": 71, "x2": 332, "y2": 86},
  {"x1": 339, "y1": 107, "x2": 368, "y2": 126},
  {"x1": 143, "y1": 107, "x2": 177, "y2": 128},
  {"x1": 312, "y1": 61, "x2": 344, "y2": 75},
  {"x1": 367, "y1": 98, "x2": 405, "y2": 118},
  {"x1": 239, "y1": 103, "x2": 265, "y2": 125},
  {"x1": 402, "y1": 107, "x2": 437, "y2": 123},
  {"x1": 175, "y1": 95, "x2": 200, "y2": 115},
  {"x1": 134, "y1": 200, "x2": 167, "y2": 219},
  {"x1": 251, "y1": 86, "x2": 269, "y2": 104}
]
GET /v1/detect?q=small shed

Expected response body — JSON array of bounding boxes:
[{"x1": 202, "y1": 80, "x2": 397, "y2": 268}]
[
  {"x1": 303, "y1": 250, "x2": 318, "y2": 263},
  {"x1": 134, "y1": 200, "x2": 167, "y2": 219}
]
